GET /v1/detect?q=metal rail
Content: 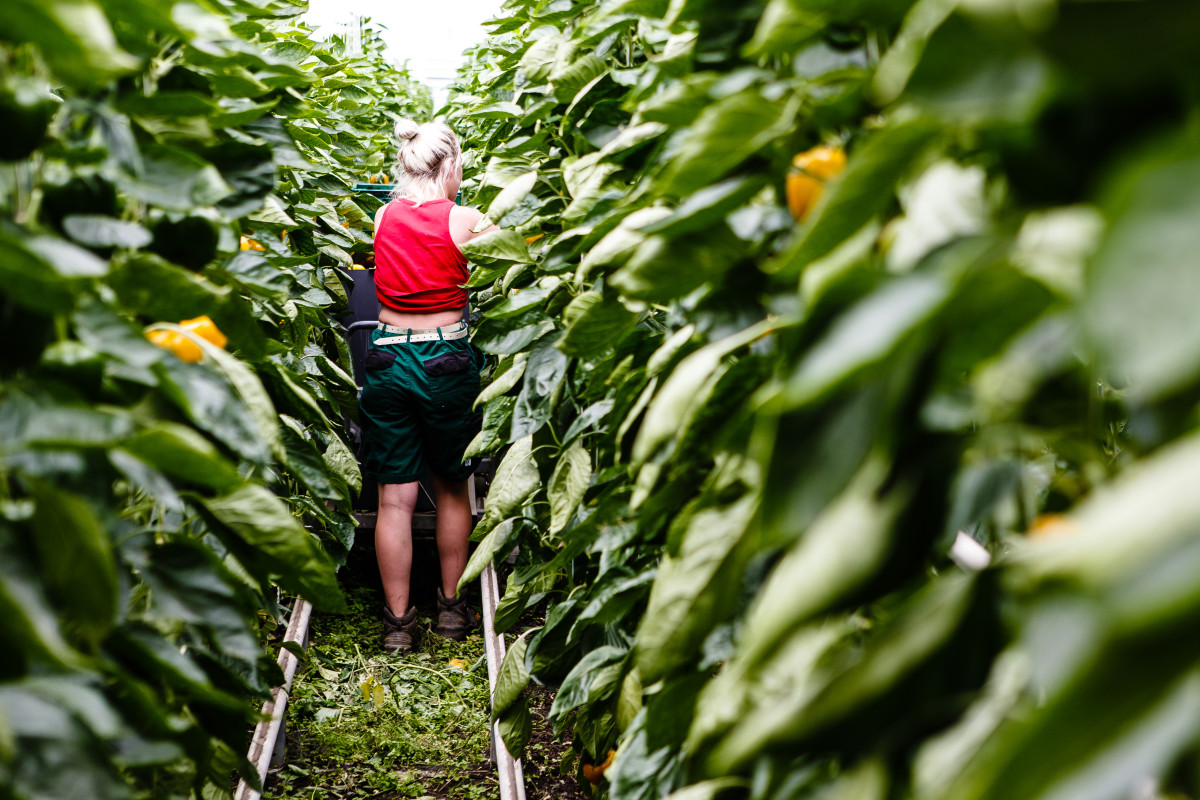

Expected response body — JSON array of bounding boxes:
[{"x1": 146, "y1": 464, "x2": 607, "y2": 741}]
[
  {"x1": 482, "y1": 561, "x2": 527, "y2": 800},
  {"x1": 235, "y1": 597, "x2": 313, "y2": 800}
]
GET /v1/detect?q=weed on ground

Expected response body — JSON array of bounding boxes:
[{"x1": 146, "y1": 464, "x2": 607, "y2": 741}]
[{"x1": 264, "y1": 571, "x2": 495, "y2": 799}]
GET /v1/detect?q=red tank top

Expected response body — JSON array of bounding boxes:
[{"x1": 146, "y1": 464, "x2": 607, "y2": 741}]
[{"x1": 373, "y1": 198, "x2": 469, "y2": 312}]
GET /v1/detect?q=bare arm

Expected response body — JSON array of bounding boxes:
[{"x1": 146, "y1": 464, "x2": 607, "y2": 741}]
[{"x1": 449, "y1": 205, "x2": 499, "y2": 248}]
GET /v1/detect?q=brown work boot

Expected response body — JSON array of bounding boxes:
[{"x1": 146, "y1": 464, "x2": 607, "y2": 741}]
[
  {"x1": 381, "y1": 605, "x2": 418, "y2": 654},
  {"x1": 436, "y1": 587, "x2": 479, "y2": 640}
]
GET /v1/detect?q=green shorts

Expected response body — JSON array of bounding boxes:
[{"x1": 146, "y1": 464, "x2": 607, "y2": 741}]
[{"x1": 359, "y1": 325, "x2": 483, "y2": 485}]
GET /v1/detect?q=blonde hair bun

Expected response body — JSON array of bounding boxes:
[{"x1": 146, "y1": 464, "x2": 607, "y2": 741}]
[
  {"x1": 389, "y1": 120, "x2": 463, "y2": 202},
  {"x1": 394, "y1": 118, "x2": 421, "y2": 143}
]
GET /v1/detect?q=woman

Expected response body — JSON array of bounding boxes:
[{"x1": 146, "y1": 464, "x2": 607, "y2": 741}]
[{"x1": 359, "y1": 118, "x2": 495, "y2": 654}]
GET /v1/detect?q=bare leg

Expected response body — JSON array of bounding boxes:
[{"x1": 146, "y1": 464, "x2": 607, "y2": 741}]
[
  {"x1": 431, "y1": 473, "x2": 472, "y2": 599},
  {"x1": 376, "y1": 481, "x2": 419, "y2": 615}
]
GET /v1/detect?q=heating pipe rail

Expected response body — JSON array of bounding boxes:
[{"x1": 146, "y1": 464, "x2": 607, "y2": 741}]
[
  {"x1": 482, "y1": 560, "x2": 528, "y2": 800},
  {"x1": 235, "y1": 597, "x2": 312, "y2": 800}
]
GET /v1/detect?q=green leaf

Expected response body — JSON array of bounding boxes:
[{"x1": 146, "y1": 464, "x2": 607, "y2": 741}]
[
  {"x1": 562, "y1": 152, "x2": 620, "y2": 220},
  {"x1": 493, "y1": 632, "x2": 530, "y2": 716},
  {"x1": 1084, "y1": 145, "x2": 1200, "y2": 400},
  {"x1": 281, "y1": 426, "x2": 339, "y2": 500},
  {"x1": 782, "y1": 269, "x2": 954, "y2": 406},
  {"x1": 708, "y1": 574, "x2": 977, "y2": 773},
  {"x1": 460, "y1": 518, "x2": 518, "y2": 588},
  {"x1": 549, "y1": 439, "x2": 591, "y2": 534},
  {"x1": 62, "y1": 215, "x2": 152, "y2": 249},
  {"x1": 460, "y1": 229, "x2": 533, "y2": 266},
  {"x1": 738, "y1": 461, "x2": 903, "y2": 666},
  {"x1": 0, "y1": 234, "x2": 109, "y2": 312},
  {"x1": 323, "y1": 433, "x2": 362, "y2": 496},
  {"x1": 640, "y1": 176, "x2": 767, "y2": 238},
  {"x1": 475, "y1": 435, "x2": 540, "y2": 536},
  {"x1": 0, "y1": 394, "x2": 134, "y2": 452},
  {"x1": 617, "y1": 668, "x2": 643, "y2": 733},
  {"x1": 744, "y1": 0, "x2": 824, "y2": 57},
  {"x1": 512, "y1": 336, "x2": 568, "y2": 439},
  {"x1": 578, "y1": 207, "x2": 673, "y2": 281},
  {"x1": 0, "y1": 682, "x2": 130, "y2": 800},
  {"x1": 657, "y1": 85, "x2": 802, "y2": 197},
  {"x1": 552, "y1": 54, "x2": 607, "y2": 103},
  {"x1": 496, "y1": 695, "x2": 532, "y2": 758},
  {"x1": 475, "y1": 353, "x2": 527, "y2": 409},
  {"x1": 549, "y1": 645, "x2": 626, "y2": 724},
  {"x1": 0, "y1": 0, "x2": 138, "y2": 87},
  {"x1": 633, "y1": 319, "x2": 776, "y2": 466},
  {"x1": 636, "y1": 494, "x2": 758, "y2": 683},
  {"x1": 28, "y1": 484, "x2": 118, "y2": 649},
  {"x1": 117, "y1": 91, "x2": 216, "y2": 118},
  {"x1": 557, "y1": 291, "x2": 643, "y2": 358},
  {"x1": 118, "y1": 422, "x2": 242, "y2": 493},
  {"x1": 903, "y1": 13, "x2": 1053, "y2": 125},
  {"x1": 198, "y1": 485, "x2": 345, "y2": 612},
  {"x1": 486, "y1": 170, "x2": 538, "y2": 223},
  {"x1": 118, "y1": 145, "x2": 232, "y2": 211}
]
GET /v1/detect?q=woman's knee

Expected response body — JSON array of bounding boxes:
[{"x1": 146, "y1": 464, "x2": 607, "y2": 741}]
[{"x1": 378, "y1": 481, "x2": 419, "y2": 513}]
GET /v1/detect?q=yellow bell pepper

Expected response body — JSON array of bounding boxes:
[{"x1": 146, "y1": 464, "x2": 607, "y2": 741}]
[{"x1": 786, "y1": 145, "x2": 846, "y2": 221}]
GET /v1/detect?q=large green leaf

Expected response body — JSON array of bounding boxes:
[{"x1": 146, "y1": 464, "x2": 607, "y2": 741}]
[
  {"x1": 549, "y1": 438, "x2": 591, "y2": 534},
  {"x1": 492, "y1": 632, "x2": 531, "y2": 716},
  {"x1": 475, "y1": 435, "x2": 540, "y2": 537},
  {"x1": 198, "y1": 485, "x2": 345, "y2": 612},
  {"x1": 28, "y1": 484, "x2": 118, "y2": 651},
  {"x1": 118, "y1": 422, "x2": 242, "y2": 493},
  {"x1": 557, "y1": 291, "x2": 643, "y2": 358},
  {"x1": 635, "y1": 494, "x2": 758, "y2": 683},
  {"x1": 1083, "y1": 144, "x2": 1200, "y2": 400},
  {"x1": 0, "y1": 0, "x2": 138, "y2": 87},
  {"x1": 656, "y1": 85, "x2": 802, "y2": 198}
]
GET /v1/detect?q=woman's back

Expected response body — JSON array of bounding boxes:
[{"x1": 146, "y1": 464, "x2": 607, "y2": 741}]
[{"x1": 373, "y1": 198, "x2": 469, "y2": 314}]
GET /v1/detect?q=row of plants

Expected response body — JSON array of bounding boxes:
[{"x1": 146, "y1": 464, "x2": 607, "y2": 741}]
[
  {"x1": 448, "y1": 0, "x2": 1200, "y2": 798},
  {"x1": 0, "y1": 1, "x2": 428, "y2": 798}
]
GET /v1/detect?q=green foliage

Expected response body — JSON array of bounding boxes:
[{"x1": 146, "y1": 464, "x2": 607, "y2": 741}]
[
  {"x1": 0, "y1": 3, "x2": 427, "y2": 799},
  {"x1": 450, "y1": 1, "x2": 1200, "y2": 798}
]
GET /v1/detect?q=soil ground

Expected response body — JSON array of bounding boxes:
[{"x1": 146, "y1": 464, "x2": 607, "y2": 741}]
[{"x1": 252, "y1": 531, "x2": 588, "y2": 800}]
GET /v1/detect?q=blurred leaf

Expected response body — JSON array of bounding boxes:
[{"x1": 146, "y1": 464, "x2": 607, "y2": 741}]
[
  {"x1": 117, "y1": 145, "x2": 232, "y2": 211},
  {"x1": 62, "y1": 216, "x2": 152, "y2": 249},
  {"x1": 28, "y1": 484, "x2": 117, "y2": 650},
  {"x1": 1084, "y1": 144, "x2": 1200, "y2": 400},
  {"x1": 636, "y1": 494, "x2": 758, "y2": 683},
  {"x1": 0, "y1": 0, "x2": 138, "y2": 87},
  {"x1": 118, "y1": 422, "x2": 242, "y2": 493},
  {"x1": 657, "y1": 85, "x2": 802, "y2": 197}
]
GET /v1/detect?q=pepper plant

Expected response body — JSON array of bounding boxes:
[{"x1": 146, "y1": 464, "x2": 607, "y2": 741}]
[
  {"x1": 450, "y1": 1, "x2": 1200, "y2": 798},
  {"x1": 0, "y1": 1, "x2": 427, "y2": 798}
]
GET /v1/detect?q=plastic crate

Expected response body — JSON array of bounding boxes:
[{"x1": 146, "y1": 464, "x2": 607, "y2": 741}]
[
  {"x1": 353, "y1": 182, "x2": 394, "y2": 199},
  {"x1": 352, "y1": 183, "x2": 462, "y2": 204}
]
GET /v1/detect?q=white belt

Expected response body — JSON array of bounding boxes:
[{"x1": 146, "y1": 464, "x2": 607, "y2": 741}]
[{"x1": 374, "y1": 321, "x2": 468, "y2": 344}]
